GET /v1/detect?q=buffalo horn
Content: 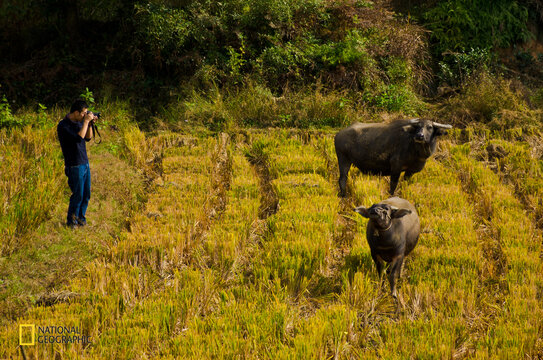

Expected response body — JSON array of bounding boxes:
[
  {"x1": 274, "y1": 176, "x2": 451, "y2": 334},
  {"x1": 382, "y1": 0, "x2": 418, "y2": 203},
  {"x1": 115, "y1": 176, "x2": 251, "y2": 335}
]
[
  {"x1": 432, "y1": 121, "x2": 452, "y2": 129},
  {"x1": 408, "y1": 118, "x2": 420, "y2": 124}
]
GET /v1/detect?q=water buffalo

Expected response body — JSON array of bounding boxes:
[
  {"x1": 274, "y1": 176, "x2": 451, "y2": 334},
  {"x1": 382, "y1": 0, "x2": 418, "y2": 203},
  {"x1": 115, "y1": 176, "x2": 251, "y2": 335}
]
[
  {"x1": 354, "y1": 197, "x2": 420, "y2": 299},
  {"x1": 334, "y1": 118, "x2": 452, "y2": 196}
]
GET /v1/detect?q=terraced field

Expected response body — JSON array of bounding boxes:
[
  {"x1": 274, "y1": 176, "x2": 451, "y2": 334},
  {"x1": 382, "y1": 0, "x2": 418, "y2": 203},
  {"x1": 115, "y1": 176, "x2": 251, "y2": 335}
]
[{"x1": 2, "y1": 128, "x2": 542, "y2": 359}]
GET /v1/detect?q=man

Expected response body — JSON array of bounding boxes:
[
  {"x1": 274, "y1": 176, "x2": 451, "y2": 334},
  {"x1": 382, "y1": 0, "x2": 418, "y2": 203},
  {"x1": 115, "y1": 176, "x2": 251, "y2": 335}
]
[{"x1": 57, "y1": 99, "x2": 96, "y2": 228}]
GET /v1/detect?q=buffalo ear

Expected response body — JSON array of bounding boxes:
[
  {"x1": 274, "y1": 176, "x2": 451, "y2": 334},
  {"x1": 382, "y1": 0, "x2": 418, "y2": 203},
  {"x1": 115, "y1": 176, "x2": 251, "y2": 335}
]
[
  {"x1": 402, "y1": 125, "x2": 415, "y2": 133},
  {"x1": 391, "y1": 208, "x2": 411, "y2": 218},
  {"x1": 354, "y1": 206, "x2": 370, "y2": 218},
  {"x1": 434, "y1": 128, "x2": 448, "y2": 136}
]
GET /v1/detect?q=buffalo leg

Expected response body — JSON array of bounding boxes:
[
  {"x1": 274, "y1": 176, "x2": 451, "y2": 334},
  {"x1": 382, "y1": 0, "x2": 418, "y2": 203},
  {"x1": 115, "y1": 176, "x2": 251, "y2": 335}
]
[
  {"x1": 337, "y1": 154, "x2": 351, "y2": 197},
  {"x1": 388, "y1": 255, "x2": 404, "y2": 299},
  {"x1": 389, "y1": 172, "x2": 401, "y2": 195},
  {"x1": 404, "y1": 170, "x2": 415, "y2": 182},
  {"x1": 371, "y1": 253, "x2": 386, "y2": 287}
]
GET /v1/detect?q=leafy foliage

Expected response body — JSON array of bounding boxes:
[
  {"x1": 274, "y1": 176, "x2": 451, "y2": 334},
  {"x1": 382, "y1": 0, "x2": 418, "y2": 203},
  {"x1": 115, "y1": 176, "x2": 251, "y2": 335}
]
[
  {"x1": 370, "y1": 84, "x2": 424, "y2": 114},
  {"x1": 0, "y1": 95, "x2": 17, "y2": 129},
  {"x1": 0, "y1": 0, "x2": 431, "y2": 117},
  {"x1": 437, "y1": 47, "x2": 495, "y2": 87},
  {"x1": 134, "y1": 3, "x2": 192, "y2": 65},
  {"x1": 0, "y1": 0, "x2": 540, "y2": 126},
  {"x1": 79, "y1": 87, "x2": 95, "y2": 105},
  {"x1": 422, "y1": 0, "x2": 531, "y2": 55}
]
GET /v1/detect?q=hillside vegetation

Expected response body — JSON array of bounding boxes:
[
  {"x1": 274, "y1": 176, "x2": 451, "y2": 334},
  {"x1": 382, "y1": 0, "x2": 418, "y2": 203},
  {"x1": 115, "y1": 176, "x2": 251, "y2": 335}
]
[
  {"x1": 1, "y1": 0, "x2": 543, "y2": 124},
  {"x1": 1, "y1": 0, "x2": 543, "y2": 359}
]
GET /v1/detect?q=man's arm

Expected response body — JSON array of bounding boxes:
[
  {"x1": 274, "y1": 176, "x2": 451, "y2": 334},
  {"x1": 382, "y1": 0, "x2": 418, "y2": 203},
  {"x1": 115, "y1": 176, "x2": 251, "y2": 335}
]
[
  {"x1": 84, "y1": 120, "x2": 93, "y2": 140},
  {"x1": 78, "y1": 113, "x2": 93, "y2": 139}
]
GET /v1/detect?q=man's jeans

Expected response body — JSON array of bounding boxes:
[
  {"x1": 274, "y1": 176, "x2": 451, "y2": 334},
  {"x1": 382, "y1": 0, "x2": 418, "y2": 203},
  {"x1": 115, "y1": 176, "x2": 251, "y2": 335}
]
[{"x1": 65, "y1": 163, "x2": 91, "y2": 225}]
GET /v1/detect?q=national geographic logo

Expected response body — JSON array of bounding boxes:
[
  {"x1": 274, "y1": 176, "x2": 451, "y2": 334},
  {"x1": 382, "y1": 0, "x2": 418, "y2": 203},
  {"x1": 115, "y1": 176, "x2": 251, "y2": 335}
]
[
  {"x1": 19, "y1": 324, "x2": 91, "y2": 345},
  {"x1": 19, "y1": 325, "x2": 35, "y2": 346}
]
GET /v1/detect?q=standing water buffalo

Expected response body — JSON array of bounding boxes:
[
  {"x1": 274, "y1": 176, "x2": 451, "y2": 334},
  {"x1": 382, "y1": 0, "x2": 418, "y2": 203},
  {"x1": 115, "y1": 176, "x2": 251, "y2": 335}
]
[
  {"x1": 354, "y1": 197, "x2": 420, "y2": 299},
  {"x1": 334, "y1": 118, "x2": 452, "y2": 196}
]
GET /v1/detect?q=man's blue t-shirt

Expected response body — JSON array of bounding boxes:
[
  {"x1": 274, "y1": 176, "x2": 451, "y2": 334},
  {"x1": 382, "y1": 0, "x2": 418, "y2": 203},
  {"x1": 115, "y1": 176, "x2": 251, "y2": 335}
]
[{"x1": 57, "y1": 115, "x2": 91, "y2": 167}]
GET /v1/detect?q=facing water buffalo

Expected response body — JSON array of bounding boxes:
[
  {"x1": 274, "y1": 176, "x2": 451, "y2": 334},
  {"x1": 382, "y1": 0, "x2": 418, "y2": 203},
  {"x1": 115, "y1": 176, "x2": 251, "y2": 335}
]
[
  {"x1": 354, "y1": 197, "x2": 420, "y2": 299},
  {"x1": 334, "y1": 118, "x2": 452, "y2": 196}
]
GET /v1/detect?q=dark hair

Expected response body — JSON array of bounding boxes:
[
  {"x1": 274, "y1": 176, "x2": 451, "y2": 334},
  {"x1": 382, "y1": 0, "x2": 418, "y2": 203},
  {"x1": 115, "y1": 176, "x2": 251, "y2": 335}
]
[{"x1": 70, "y1": 100, "x2": 89, "y2": 113}]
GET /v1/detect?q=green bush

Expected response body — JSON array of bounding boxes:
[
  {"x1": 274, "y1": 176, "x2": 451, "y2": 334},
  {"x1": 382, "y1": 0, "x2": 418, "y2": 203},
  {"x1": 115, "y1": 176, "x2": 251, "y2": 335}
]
[
  {"x1": 369, "y1": 84, "x2": 424, "y2": 115},
  {"x1": 130, "y1": 0, "x2": 427, "y2": 98},
  {"x1": 311, "y1": 30, "x2": 370, "y2": 68},
  {"x1": 134, "y1": 3, "x2": 192, "y2": 64},
  {"x1": 0, "y1": 95, "x2": 24, "y2": 129},
  {"x1": 437, "y1": 48, "x2": 494, "y2": 87},
  {"x1": 383, "y1": 56, "x2": 412, "y2": 84},
  {"x1": 422, "y1": 0, "x2": 531, "y2": 56},
  {"x1": 1, "y1": 0, "x2": 433, "y2": 113},
  {"x1": 258, "y1": 41, "x2": 312, "y2": 86}
]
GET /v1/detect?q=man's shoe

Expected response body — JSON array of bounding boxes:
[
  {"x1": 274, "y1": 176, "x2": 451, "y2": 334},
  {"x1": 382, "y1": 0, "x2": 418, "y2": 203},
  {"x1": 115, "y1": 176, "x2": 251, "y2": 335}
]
[
  {"x1": 66, "y1": 222, "x2": 77, "y2": 229},
  {"x1": 76, "y1": 217, "x2": 87, "y2": 226}
]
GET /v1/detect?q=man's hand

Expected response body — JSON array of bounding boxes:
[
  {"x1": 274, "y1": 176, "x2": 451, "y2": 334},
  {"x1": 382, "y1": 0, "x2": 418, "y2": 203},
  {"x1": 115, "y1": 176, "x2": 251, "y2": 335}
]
[
  {"x1": 83, "y1": 112, "x2": 94, "y2": 123},
  {"x1": 79, "y1": 111, "x2": 94, "y2": 139}
]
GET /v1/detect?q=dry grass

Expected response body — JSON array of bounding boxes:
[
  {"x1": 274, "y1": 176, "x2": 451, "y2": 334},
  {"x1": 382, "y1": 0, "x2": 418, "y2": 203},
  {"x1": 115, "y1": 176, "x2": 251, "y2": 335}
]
[
  {"x1": 244, "y1": 139, "x2": 280, "y2": 219},
  {"x1": 0, "y1": 126, "x2": 63, "y2": 255},
  {"x1": 0, "y1": 126, "x2": 146, "y2": 328},
  {"x1": 1, "y1": 125, "x2": 542, "y2": 359},
  {"x1": 437, "y1": 71, "x2": 543, "y2": 132}
]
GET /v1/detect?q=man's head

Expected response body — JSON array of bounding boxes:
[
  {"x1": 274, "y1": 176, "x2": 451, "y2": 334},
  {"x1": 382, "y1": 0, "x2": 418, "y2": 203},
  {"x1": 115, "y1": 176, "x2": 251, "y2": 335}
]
[{"x1": 70, "y1": 100, "x2": 89, "y2": 122}]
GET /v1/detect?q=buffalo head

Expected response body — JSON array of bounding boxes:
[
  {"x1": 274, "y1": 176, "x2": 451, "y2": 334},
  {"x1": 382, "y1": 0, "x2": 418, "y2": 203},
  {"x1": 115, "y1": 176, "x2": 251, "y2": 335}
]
[
  {"x1": 404, "y1": 118, "x2": 452, "y2": 144},
  {"x1": 355, "y1": 203, "x2": 411, "y2": 230}
]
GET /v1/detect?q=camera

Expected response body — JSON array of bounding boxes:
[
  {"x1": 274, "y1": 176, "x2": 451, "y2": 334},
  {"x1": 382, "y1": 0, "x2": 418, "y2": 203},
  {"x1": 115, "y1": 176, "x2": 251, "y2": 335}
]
[{"x1": 89, "y1": 111, "x2": 101, "y2": 119}]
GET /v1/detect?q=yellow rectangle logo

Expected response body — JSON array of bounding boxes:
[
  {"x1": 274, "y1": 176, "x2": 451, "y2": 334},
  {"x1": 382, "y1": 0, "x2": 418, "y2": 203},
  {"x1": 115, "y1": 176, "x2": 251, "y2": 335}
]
[{"x1": 19, "y1": 324, "x2": 35, "y2": 346}]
